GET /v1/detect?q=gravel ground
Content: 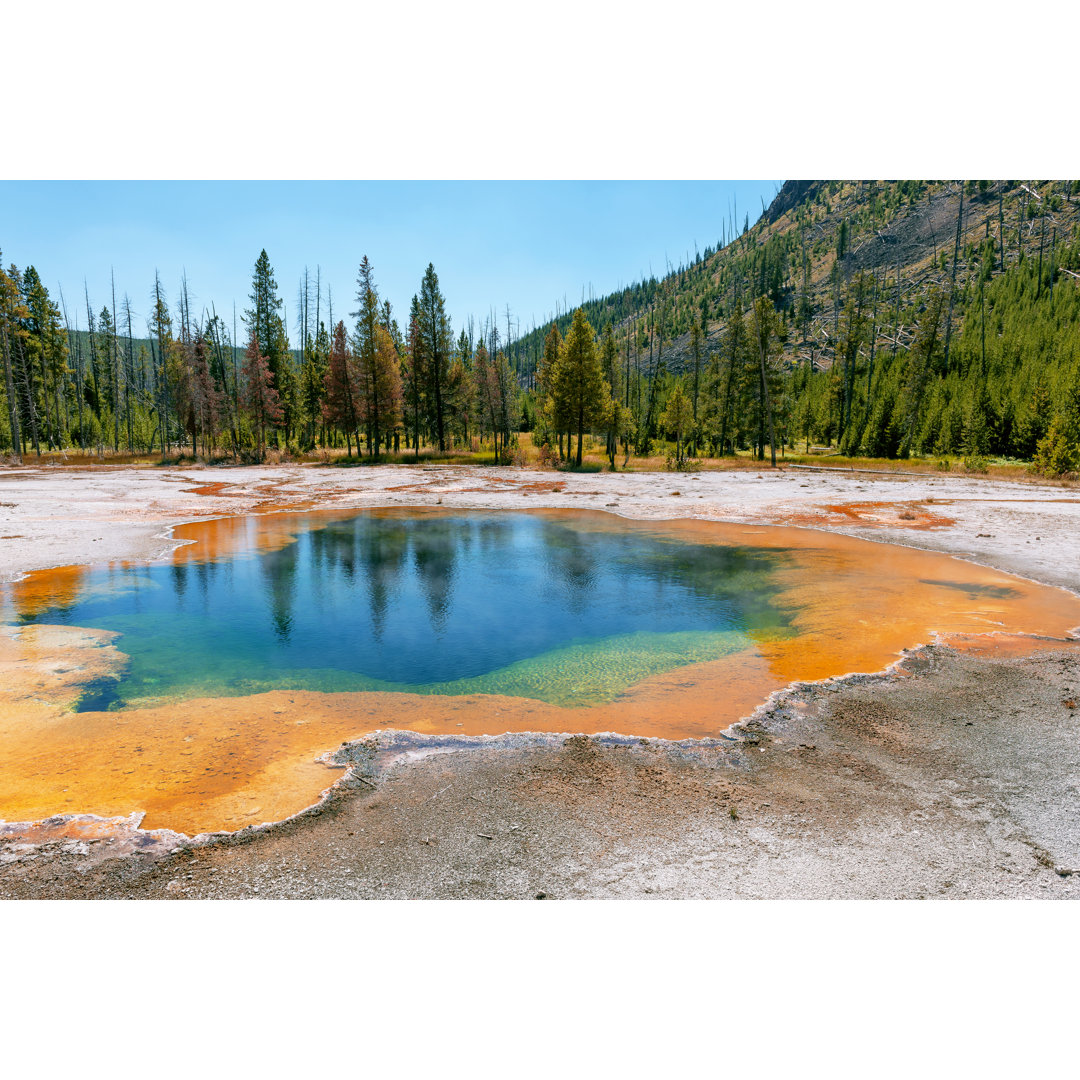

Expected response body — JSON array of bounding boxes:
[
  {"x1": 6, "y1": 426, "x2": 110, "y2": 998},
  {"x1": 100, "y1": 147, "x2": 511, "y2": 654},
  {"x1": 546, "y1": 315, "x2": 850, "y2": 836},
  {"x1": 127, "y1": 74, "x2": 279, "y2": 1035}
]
[{"x1": 2, "y1": 645, "x2": 1078, "y2": 900}]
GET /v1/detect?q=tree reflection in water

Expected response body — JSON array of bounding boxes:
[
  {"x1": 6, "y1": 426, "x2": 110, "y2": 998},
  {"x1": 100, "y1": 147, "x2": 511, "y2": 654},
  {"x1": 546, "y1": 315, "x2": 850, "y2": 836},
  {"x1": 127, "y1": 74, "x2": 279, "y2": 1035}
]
[{"x1": 6, "y1": 510, "x2": 791, "y2": 707}]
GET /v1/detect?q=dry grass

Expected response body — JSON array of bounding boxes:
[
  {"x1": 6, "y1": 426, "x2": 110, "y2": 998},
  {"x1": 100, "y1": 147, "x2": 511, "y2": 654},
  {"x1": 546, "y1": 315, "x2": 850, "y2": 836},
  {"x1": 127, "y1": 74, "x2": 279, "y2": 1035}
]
[{"x1": 5, "y1": 437, "x2": 1075, "y2": 489}]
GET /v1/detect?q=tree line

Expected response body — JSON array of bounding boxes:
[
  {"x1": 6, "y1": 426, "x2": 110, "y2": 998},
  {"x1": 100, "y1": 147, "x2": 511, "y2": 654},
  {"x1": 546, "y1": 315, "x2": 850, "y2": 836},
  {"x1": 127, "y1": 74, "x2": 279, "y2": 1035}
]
[
  {"x1": 0, "y1": 249, "x2": 522, "y2": 464},
  {"x1": 3, "y1": 179, "x2": 1079, "y2": 476}
]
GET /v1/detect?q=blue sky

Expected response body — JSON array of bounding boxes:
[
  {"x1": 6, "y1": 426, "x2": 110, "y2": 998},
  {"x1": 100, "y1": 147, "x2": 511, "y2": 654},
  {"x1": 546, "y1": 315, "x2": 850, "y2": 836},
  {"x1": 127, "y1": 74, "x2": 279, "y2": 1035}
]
[{"x1": 0, "y1": 180, "x2": 779, "y2": 342}]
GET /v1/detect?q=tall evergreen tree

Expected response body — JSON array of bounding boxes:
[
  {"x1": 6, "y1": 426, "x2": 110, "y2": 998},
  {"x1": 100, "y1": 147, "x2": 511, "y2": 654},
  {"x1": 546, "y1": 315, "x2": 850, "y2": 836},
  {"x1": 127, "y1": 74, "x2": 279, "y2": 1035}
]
[
  {"x1": 599, "y1": 321, "x2": 627, "y2": 465},
  {"x1": 750, "y1": 295, "x2": 780, "y2": 466},
  {"x1": 416, "y1": 264, "x2": 452, "y2": 451},
  {"x1": 0, "y1": 259, "x2": 25, "y2": 459},
  {"x1": 246, "y1": 249, "x2": 285, "y2": 386},
  {"x1": 688, "y1": 318, "x2": 703, "y2": 454},
  {"x1": 660, "y1": 378, "x2": 694, "y2": 468},
  {"x1": 149, "y1": 273, "x2": 173, "y2": 454},
  {"x1": 299, "y1": 321, "x2": 329, "y2": 450},
  {"x1": 551, "y1": 308, "x2": 605, "y2": 467},
  {"x1": 322, "y1": 320, "x2": 360, "y2": 455},
  {"x1": 403, "y1": 305, "x2": 425, "y2": 459},
  {"x1": 353, "y1": 256, "x2": 386, "y2": 457},
  {"x1": 368, "y1": 324, "x2": 404, "y2": 454},
  {"x1": 537, "y1": 321, "x2": 563, "y2": 457}
]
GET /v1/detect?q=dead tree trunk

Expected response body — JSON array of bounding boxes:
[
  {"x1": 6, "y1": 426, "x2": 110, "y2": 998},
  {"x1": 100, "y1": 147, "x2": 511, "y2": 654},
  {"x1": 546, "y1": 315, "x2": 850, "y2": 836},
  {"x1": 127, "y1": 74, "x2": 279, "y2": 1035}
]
[
  {"x1": 1036, "y1": 209, "x2": 1047, "y2": 300},
  {"x1": 943, "y1": 183, "x2": 964, "y2": 372},
  {"x1": 111, "y1": 270, "x2": 120, "y2": 453},
  {"x1": 998, "y1": 191, "x2": 1005, "y2": 272}
]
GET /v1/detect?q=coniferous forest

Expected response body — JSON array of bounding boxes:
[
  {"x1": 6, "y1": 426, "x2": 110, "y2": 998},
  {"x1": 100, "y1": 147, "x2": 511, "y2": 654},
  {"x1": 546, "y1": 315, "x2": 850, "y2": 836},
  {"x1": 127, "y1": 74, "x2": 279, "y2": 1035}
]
[{"x1": 2, "y1": 179, "x2": 1079, "y2": 476}]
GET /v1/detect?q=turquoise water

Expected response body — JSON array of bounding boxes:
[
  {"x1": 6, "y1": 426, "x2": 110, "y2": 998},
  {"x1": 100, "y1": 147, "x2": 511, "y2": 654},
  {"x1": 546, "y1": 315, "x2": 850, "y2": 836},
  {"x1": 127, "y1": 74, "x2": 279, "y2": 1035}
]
[{"x1": 5, "y1": 510, "x2": 795, "y2": 709}]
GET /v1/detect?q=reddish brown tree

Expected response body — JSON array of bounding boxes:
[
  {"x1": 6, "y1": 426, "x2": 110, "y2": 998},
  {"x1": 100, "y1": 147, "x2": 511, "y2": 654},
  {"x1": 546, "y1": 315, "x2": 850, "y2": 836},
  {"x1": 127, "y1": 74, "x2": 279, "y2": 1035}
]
[
  {"x1": 242, "y1": 328, "x2": 282, "y2": 459},
  {"x1": 322, "y1": 320, "x2": 360, "y2": 455},
  {"x1": 177, "y1": 334, "x2": 224, "y2": 456}
]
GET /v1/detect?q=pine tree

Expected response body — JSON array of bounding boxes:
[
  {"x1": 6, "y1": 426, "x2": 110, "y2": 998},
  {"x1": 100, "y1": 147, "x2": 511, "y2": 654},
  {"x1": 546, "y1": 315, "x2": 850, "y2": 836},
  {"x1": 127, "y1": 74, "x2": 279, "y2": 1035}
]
[
  {"x1": 22, "y1": 267, "x2": 66, "y2": 451},
  {"x1": 149, "y1": 273, "x2": 174, "y2": 455},
  {"x1": 837, "y1": 273, "x2": 869, "y2": 451},
  {"x1": 900, "y1": 288, "x2": 945, "y2": 455},
  {"x1": 299, "y1": 322, "x2": 329, "y2": 450},
  {"x1": 963, "y1": 378, "x2": 993, "y2": 456},
  {"x1": 94, "y1": 305, "x2": 116, "y2": 424},
  {"x1": 473, "y1": 338, "x2": 496, "y2": 458},
  {"x1": 538, "y1": 321, "x2": 562, "y2": 397},
  {"x1": 537, "y1": 321, "x2": 563, "y2": 457},
  {"x1": 368, "y1": 324, "x2": 404, "y2": 455},
  {"x1": 494, "y1": 349, "x2": 517, "y2": 463},
  {"x1": 353, "y1": 256, "x2": 389, "y2": 457},
  {"x1": 246, "y1": 249, "x2": 285, "y2": 387},
  {"x1": 551, "y1": 308, "x2": 605, "y2": 467},
  {"x1": 716, "y1": 294, "x2": 745, "y2": 455},
  {"x1": 750, "y1": 295, "x2": 780, "y2": 466},
  {"x1": 6, "y1": 264, "x2": 43, "y2": 456},
  {"x1": 599, "y1": 321, "x2": 627, "y2": 465},
  {"x1": 0, "y1": 259, "x2": 25, "y2": 459},
  {"x1": 403, "y1": 306, "x2": 425, "y2": 459},
  {"x1": 322, "y1": 320, "x2": 360, "y2": 456},
  {"x1": 445, "y1": 331, "x2": 476, "y2": 448},
  {"x1": 416, "y1": 264, "x2": 452, "y2": 451},
  {"x1": 689, "y1": 319, "x2": 703, "y2": 454},
  {"x1": 660, "y1": 378, "x2": 694, "y2": 468},
  {"x1": 179, "y1": 333, "x2": 225, "y2": 457}
]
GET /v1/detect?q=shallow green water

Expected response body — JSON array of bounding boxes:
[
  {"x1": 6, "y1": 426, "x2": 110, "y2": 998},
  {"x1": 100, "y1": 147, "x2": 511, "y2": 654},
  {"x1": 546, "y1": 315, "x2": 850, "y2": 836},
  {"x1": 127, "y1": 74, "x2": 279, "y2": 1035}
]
[{"x1": 5, "y1": 510, "x2": 796, "y2": 709}]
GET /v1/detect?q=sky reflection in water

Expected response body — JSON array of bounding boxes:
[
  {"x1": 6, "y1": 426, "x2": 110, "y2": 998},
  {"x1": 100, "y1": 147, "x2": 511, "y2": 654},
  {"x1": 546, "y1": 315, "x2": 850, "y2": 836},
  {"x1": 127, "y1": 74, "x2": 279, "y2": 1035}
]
[{"x1": 8, "y1": 511, "x2": 793, "y2": 708}]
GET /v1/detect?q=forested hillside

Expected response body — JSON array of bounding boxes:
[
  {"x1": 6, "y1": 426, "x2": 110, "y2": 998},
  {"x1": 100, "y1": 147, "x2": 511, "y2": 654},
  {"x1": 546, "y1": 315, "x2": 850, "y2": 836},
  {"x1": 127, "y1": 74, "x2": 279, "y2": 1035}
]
[
  {"x1": 2, "y1": 180, "x2": 1079, "y2": 475},
  {"x1": 514, "y1": 180, "x2": 1080, "y2": 474}
]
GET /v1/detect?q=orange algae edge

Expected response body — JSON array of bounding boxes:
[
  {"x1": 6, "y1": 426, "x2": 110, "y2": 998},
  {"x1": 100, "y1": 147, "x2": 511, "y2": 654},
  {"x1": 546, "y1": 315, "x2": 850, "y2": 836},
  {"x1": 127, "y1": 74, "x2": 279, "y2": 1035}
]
[
  {"x1": 6, "y1": 563, "x2": 89, "y2": 620},
  {"x1": 2, "y1": 510, "x2": 1079, "y2": 837}
]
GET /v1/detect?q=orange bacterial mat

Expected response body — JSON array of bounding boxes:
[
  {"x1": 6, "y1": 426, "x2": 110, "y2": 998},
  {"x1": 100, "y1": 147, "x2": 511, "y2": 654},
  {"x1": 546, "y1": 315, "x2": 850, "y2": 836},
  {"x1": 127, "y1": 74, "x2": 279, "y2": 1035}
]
[{"x1": 2, "y1": 509, "x2": 1078, "y2": 835}]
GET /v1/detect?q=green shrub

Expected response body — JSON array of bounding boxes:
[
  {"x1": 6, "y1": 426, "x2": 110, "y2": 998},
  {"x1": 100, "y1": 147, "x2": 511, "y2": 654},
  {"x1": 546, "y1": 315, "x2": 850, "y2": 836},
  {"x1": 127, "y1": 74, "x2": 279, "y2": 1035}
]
[{"x1": 1032, "y1": 422, "x2": 1080, "y2": 478}]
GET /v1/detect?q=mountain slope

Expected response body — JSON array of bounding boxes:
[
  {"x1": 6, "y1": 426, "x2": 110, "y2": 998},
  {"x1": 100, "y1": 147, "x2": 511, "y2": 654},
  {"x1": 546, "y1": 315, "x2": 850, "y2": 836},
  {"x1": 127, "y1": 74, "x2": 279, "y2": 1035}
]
[{"x1": 514, "y1": 180, "x2": 1080, "y2": 468}]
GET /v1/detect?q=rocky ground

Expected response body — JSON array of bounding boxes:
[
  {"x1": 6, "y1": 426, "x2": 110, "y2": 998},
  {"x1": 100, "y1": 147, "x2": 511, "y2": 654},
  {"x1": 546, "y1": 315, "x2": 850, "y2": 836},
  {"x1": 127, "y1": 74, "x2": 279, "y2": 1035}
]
[{"x1": 1, "y1": 461, "x2": 1078, "y2": 899}]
